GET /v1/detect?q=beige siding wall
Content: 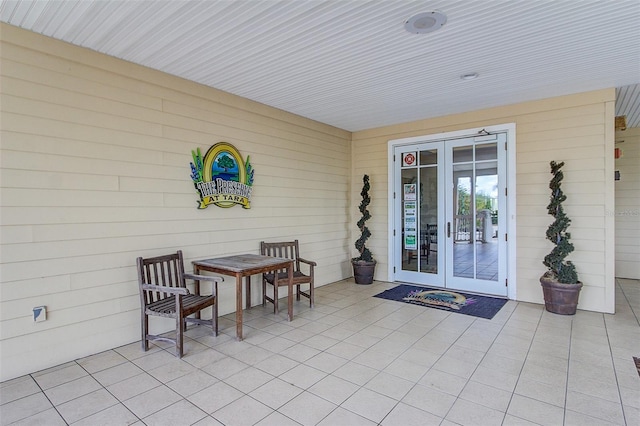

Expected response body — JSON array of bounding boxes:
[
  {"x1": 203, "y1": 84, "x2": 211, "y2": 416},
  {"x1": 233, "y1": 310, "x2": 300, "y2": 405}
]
[
  {"x1": 0, "y1": 24, "x2": 352, "y2": 381},
  {"x1": 352, "y1": 89, "x2": 616, "y2": 314},
  {"x1": 614, "y1": 127, "x2": 640, "y2": 279}
]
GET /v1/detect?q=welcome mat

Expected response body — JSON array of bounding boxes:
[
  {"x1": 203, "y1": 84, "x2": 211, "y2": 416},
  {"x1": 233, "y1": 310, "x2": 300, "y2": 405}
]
[{"x1": 374, "y1": 284, "x2": 507, "y2": 319}]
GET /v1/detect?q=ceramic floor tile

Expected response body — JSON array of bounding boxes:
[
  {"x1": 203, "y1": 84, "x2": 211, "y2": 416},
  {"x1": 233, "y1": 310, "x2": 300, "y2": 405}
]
[
  {"x1": 131, "y1": 350, "x2": 179, "y2": 372},
  {"x1": 279, "y1": 364, "x2": 326, "y2": 389},
  {"x1": 57, "y1": 388, "x2": 119, "y2": 424},
  {"x1": 501, "y1": 413, "x2": 542, "y2": 425},
  {"x1": 0, "y1": 375, "x2": 40, "y2": 405},
  {"x1": 307, "y1": 374, "x2": 359, "y2": 405},
  {"x1": 201, "y1": 356, "x2": 249, "y2": 380},
  {"x1": 623, "y1": 404, "x2": 640, "y2": 426},
  {"x1": 445, "y1": 398, "x2": 505, "y2": 426},
  {"x1": 0, "y1": 392, "x2": 53, "y2": 425},
  {"x1": 166, "y1": 370, "x2": 219, "y2": 397},
  {"x1": 341, "y1": 387, "x2": 398, "y2": 424},
  {"x1": 318, "y1": 407, "x2": 377, "y2": 426},
  {"x1": 619, "y1": 384, "x2": 640, "y2": 409},
  {"x1": 459, "y1": 380, "x2": 512, "y2": 412},
  {"x1": 332, "y1": 361, "x2": 378, "y2": 386},
  {"x1": 254, "y1": 411, "x2": 302, "y2": 426},
  {"x1": 113, "y1": 342, "x2": 161, "y2": 360},
  {"x1": 418, "y1": 368, "x2": 467, "y2": 397},
  {"x1": 44, "y1": 375, "x2": 103, "y2": 405},
  {"x1": 91, "y1": 361, "x2": 144, "y2": 387},
  {"x1": 565, "y1": 390, "x2": 625, "y2": 424},
  {"x1": 256, "y1": 336, "x2": 297, "y2": 353},
  {"x1": 223, "y1": 366, "x2": 274, "y2": 393},
  {"x1": 32, "y1": 363, "x2": 88, "y2": 390},
  {"x1": 232, "y1": 345, "x2": 275, "y2": 366},
  {"x1": 279, "y1": 343, "x2": 321, "y2": 362},
  {"x1": 212, "y1": 395, "x2": 273, "y2": 426},
  {"x1": 106, "y1": 373, "x2": 162, "y2": 402},
  {"x1": 364, "y1": 371, "x2": 413, "y2": 401},
  {"x1": 302, "y1": 334, "x2": 340, "y2": 351},
  {"x1": 187, "y1": 381, "x2": 244, "y2": 414},
  {"x1": 182, "y1": 348, "x2": 227, "y2": 369},
  {"x1": 563, "y1": 409, "x2": 622, "y2": 426},
  {"x1": 380, "y1": 402, "x2": 442, "y2": 426},
  {"x1": 400, "y1": 383, "x2": 456, "y2": 418},
  {"x1": 278, "y1": 391, "x2": 338, "y2": 426},
  {"x1": 253, "y1": 353, "x2": 299, "y2": 376},
  {"x1": 71, "y1": 403, "x2": 138, "y2": 426},
  {"x1": 352, "y1": 347, "x2": 396, "y2": 370},
  {"x1": 249, "y1": 377, "x2": 303, "y2": 409},
  {"x1": 143, "y1": 399, "x2": 208, "y2": 426},
  {"x1": 76, "y1": 350, "x2": 128, "y2": 374},
  {"x1": 9, "y1": 407, "x2": 67, "y2": 426},
  {"x1": 506, "y1": 394, "x2": 565, "y2": 426},
  {"x1": 470, "y1": 365, "x2": 520, "y2": 392},
  {"x1": 122, "y1": 385, "x2": 182, "y2": 419},
  {"x1": 567, "y1": 373, "x2": 621, "y2": 403},
  {"x1": 514, "y1": 376, "x2": 566, "y2": 407},
  {"x1": 305, "y1": 351, "x2": 348, "y2": 373},
  {"x1": 382, "y1": 357, "x2": 431, "y2": 382}
]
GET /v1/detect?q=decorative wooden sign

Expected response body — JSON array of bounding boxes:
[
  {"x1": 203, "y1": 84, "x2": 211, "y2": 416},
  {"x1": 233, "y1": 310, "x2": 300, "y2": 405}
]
[{"x1": 190, "y1": 142, "x2": 254, "y2": 209}]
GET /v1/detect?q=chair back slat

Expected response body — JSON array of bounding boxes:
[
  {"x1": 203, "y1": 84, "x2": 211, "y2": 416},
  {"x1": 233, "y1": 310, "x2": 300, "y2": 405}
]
[
  {"x1": 261, "y1": 240, "x2": 300, "y2": 272},
  {"x1": 137, "y1": 251, "x2": 187, "y2": 304}
]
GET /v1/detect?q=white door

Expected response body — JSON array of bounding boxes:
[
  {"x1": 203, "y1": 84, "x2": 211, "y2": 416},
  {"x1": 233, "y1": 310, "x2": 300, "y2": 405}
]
[{"x1": 393, "y1": 132, "x2": 508, "y2": 297}]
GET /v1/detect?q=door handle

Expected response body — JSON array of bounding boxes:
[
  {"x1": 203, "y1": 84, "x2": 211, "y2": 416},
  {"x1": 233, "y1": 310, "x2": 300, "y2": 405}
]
[{"x1": 447, "y1": 222, "x2": 451, "y2": 238}]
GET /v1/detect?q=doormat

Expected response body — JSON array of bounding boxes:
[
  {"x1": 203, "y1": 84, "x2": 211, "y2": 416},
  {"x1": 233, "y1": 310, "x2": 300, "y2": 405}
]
[
  {"x1": 373, "y1": 284, "x2": 507, "y2": 319},
  {"x1": 634, "y1": 357, "x2": 640, "y2": 377}
]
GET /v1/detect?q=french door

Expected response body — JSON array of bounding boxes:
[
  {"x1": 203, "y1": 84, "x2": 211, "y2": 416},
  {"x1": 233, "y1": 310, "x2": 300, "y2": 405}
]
[{"x1": 392, "y1": 132, "x2": 508, "y2": 296}]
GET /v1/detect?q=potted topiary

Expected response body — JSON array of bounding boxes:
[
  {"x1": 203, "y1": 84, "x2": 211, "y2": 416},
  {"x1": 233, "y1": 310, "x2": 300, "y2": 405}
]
[
  {"x1": 540, "y1": 161, "x2": 582, "y2": 314},
  {"x1": 352, "y1": 174, "x2": 376, "y2": 284}
]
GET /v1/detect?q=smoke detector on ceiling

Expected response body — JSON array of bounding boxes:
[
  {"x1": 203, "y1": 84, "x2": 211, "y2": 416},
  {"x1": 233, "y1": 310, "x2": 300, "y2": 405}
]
[{"x1": 404, "y1": 11, "x2": 447, "y2": 34}]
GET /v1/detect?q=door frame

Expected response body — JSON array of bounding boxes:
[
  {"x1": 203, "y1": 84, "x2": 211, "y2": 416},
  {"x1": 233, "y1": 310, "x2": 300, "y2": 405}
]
[{"x1": 387, "y1": 123, "x2": 517, "y2": 300}]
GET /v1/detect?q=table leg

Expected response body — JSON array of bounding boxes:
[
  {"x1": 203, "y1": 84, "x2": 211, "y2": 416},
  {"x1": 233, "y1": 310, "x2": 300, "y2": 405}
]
[
  {"x1": 287, "y1": 261, "x2": 293, "y2": 321},
  {"x1": 235, "y1": 273, "x2": 243, "y2": 341},
  {"x1": 245, "y1": 276, "x2": 252, "y2": 310}
]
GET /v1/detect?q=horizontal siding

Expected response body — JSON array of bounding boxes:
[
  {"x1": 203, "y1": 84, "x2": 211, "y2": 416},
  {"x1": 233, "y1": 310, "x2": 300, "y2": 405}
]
[{"x1": 0, "y1": 26, "x2": 351, "y2": 381}]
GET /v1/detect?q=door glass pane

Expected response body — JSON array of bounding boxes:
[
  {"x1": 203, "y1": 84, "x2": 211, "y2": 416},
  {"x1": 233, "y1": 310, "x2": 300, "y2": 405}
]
[
  {"x1": 453, "y1": 146, "x2": 473, "y2": 163},
  {"x1": 475, "y1": 160, "x2": 498, "y2": 281},
  {"x1": 453, "y1": 161, "x2": 474, "y2": 278},
  {"x1": 452, "y1": 149, "x2": 499, "y2": 281},
  {"x1": 419, "y1": 165, "x2": 437, "y2": 273},
  {"x1": 420, "y1": 149, "x2": 438, "y2": 165},
  {"x1": 476, "y1": 142, "x2": 497, "y2": 161},
  {"x1": 401, "y1": 167, "x2": 418, "y2": 272}
]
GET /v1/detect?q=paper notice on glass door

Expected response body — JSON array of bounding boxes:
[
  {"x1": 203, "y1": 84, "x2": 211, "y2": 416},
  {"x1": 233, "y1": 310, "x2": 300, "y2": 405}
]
[
  {"x1": 404, "y1": 201, "x2": 417, "y2": 250},
  {"x1": 404, "y1": 184, "x2": 416, "y2": 201}
]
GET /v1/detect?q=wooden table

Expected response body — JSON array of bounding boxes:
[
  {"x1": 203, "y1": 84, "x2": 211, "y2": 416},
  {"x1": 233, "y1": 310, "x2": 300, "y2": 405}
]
[{"x1": 192, "y1": 254, "x2": 294, "y2": 340}]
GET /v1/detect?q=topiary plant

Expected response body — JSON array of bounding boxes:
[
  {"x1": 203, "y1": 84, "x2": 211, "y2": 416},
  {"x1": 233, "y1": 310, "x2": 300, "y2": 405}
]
[
  {"x1": 542, "y1": 161, "x2": 579, "y2": 284},
  {"x1": 353, "y1": 174, "x2": 374, "y2": 263}
]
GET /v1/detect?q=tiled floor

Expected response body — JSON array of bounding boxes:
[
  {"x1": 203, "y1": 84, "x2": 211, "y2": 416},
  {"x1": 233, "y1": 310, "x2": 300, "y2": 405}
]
[{"x1": 2, "y1": 278, "x2": 639, "y2": 426}]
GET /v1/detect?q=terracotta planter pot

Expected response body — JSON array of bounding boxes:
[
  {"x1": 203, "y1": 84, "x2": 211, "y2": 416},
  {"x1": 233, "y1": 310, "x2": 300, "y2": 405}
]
[
  {"x1": 540, "y1": 274, "x2": 583, "y2": 315},
  {"x1": 352, "y1": 260, "x2": 376, "y2": 285}
]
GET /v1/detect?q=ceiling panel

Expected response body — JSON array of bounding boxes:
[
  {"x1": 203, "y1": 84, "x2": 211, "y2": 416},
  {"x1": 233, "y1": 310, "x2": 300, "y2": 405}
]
[{"x1": 1, "y1": 0, "x2": 639, "y2": 131}]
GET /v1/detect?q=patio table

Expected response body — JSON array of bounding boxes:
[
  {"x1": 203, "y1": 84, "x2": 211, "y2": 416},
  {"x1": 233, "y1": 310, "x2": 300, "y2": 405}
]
[{"x1": 192, "y1": 254, "x2": 294, "y2": 340}]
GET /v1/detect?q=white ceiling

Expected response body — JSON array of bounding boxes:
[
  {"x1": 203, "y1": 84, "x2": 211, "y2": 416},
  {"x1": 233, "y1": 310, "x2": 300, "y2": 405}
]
[{"x1": 1, "y1": 0, "x2": 639, "y2": 131}]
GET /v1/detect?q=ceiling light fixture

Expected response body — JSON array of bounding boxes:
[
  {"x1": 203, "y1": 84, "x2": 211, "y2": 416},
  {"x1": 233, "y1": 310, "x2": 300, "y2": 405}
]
[
  {"x1": 461, "y1": 72, "x2": 479, "y2": 81},
  {"x1": 404, "y1": 11, "x2": 447, "y2": 34}
]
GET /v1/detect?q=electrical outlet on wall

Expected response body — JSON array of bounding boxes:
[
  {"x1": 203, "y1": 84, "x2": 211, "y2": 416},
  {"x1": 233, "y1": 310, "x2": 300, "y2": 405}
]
[{"x1": 33, "y1": 306, "x2": 46, "y2": 322}]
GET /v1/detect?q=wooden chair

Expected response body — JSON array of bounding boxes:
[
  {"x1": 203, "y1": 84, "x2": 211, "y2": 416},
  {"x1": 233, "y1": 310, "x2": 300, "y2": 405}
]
[
  {"x1": 260, "y1": 240, "x2": 316, "y2": 313},
  {"x1": 137, "y1": 250, "x2": 223, "y2": 358}
]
